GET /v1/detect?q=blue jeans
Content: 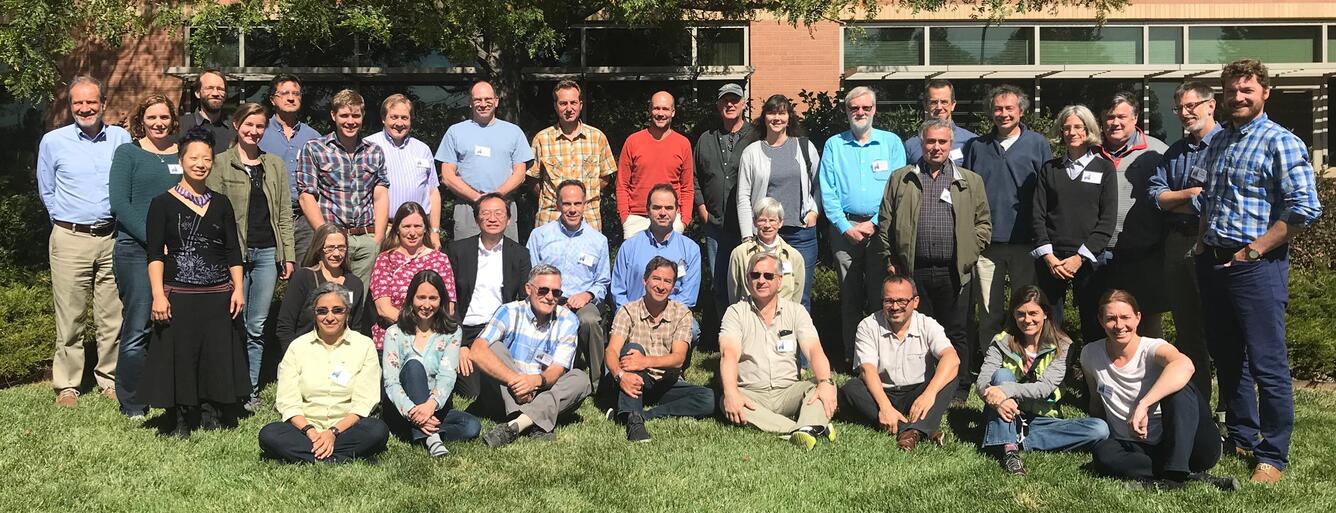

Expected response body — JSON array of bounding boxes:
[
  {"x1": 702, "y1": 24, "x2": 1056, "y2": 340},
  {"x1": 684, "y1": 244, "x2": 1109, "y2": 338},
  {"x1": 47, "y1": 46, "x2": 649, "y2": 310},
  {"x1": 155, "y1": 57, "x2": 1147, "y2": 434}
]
[
  {"x1": 243, "y1": 246, "x2": 279, "y2": 398},
  {"x1": 397, "y1": 359, "x2": 481, "y2": 442},
  {"x1": 615, "y1": 343, "x2": 715, "y2": 419},
  {"x1": 112, "y1": 233, "x2": 151, "y2": 416},
  {"x1": 703, "y1": 223, "x2": 741, "y2": 319},
  {"x1": 981, "y1": 369, "x2": 1109, "y2": 450},
  {"x1": 1196, "y1": 248, "x2": 1294, "y2": 470},
  {"x1": 778, "y1": 225, "x2": 818, "y2": 310}
]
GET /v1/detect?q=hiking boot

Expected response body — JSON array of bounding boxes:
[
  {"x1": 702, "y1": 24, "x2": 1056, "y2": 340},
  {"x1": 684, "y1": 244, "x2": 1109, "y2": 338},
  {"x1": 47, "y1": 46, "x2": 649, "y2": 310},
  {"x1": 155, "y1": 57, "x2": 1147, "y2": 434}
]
[
  {"x1": 483, "y1": 423, "x2": 520, "y2": 449},
  {"x1": 897, "y1": 429, "x2": 922, "y2": 451},
  {"x1": 626, "y1": 414, "x2": 652, "y2": 443},
  {"x1": 1002, "y1": 450, "x2": 1026, "y2": 475},
  {"x1": 1188, "y1": 472, "x2": 1240, "y2": 491},
  {"x1": 55, "y1": 389, "x2": 79, "y2": 408},
  {"x1": 1251, "y1": 463, "x2": 1283, "y2": 484}
]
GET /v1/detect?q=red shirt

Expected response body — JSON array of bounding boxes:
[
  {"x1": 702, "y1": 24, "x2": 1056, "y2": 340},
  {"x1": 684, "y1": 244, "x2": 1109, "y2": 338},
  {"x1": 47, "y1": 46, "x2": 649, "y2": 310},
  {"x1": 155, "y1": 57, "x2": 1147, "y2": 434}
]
[{"x1": 615, "y1": 128, "x2": 694, "y2": 221}]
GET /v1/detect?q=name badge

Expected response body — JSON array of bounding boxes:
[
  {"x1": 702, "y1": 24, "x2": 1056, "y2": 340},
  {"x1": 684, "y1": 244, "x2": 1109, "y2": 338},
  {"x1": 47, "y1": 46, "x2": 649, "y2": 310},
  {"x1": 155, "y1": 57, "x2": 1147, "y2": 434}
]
[
  {"x1": 329, "y1": 362, "x2": 351, "y2": 386},
  {"x1": 871, "y1": 160, "x2": 889, "y2": 173},
  {"x1": 415, "y1": 158, "x2": 432, "y2": 169},
  {"x1": 1081, "y1": 171, "x2": 1103, "y2": 184},
  {"x1": 949, "y1": 148, "x2": 964, "y2": 163},
  {"x1": 940, "y1": 189, "x2": 953, "y2": 204},
  {"x1": 474, "y1": 145, "x2": 492, "y2": 158},
  {"x1": 578, "y1": 253, "x2": 596, "y2": 267},
  {"x1": 677, "y1": 259, "x2": 688, "y2": 274},
  {"x1": 535, "y1": 351, "x2": 554, "y2": 366},
  {"x1": 781, "y1": 260, "x2": 793, "y2": 275},
  {"x1": 167, "y1": 164, "x2": 184, "y2": 175},
  {"x1": 776, "y1": 333, "x2": 797, "y2": 353},
  {"x1": 1189, "y1": 165, "x2": 1208, "y2": 184}
]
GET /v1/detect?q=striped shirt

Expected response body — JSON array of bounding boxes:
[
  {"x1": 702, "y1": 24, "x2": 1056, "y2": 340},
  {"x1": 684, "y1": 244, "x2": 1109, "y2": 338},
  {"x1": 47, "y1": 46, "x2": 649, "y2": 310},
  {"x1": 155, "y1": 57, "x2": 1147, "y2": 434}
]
[
  {"x1": 528, "y1": 123, "x2": 617, "y2": 229},
  {"x1": 1201, "y1": 113, "x2": 1323, "y2": 248},
  {"x1": 610, "y1": 298, "x2": 693, "y2": 379},
  {"x1": 478, "y1": 300, "x2": 579, "y2": 375},
  {"x1": 364, "y1": 131, "x2": 439, "y2": 216},
  {"x1": 295, "y1": 133, "x2": 390, "y2": 228}
]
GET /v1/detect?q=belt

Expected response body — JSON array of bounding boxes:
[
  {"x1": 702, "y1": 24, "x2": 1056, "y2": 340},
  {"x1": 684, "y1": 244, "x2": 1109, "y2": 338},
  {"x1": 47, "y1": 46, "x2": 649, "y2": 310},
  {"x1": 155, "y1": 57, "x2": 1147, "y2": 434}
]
[
  {"x1": 346, "y1": 225, "x2": 375, "y2": 236},
  {"x1": 54, "y1": 220, "x2": 114, "y2": 237},
  {"x1": 846, "y1": 213, "x2": 874, "y2": 222},
  {"x1": 1203, "y1": 245, "x2": 1243, "y2": 263}
]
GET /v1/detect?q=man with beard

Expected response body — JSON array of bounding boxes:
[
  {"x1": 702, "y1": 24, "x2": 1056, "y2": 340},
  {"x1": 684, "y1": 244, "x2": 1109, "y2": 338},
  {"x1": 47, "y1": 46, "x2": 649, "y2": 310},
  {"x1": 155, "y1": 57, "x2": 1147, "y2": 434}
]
[
  {"x1": 177, "y1": 68, "x2": 234, "y2": 150},
  {"x1": 364, "y1": 94, "x2": 442, "y2": 248},
  {"x1": 437, "y1": 80, "x2": 533, "y2": 240},
  {"x1": 527, "y1": 80, "x2": 617, "y2": 230},
  {"x1": 616, "y1": 91, "x2": 694, "y2": 238},
  {"x1": 38, "y1": 74, "x2": 131, "y2": 407}
]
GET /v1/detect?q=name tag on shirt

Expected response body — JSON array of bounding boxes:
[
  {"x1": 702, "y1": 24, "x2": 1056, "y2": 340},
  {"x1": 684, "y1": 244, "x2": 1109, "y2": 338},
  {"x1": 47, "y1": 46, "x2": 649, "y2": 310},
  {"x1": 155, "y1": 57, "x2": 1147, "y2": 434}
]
[
  {"x1": 1081, "y1": 171, "x2": 1103, "y2": 184},
  {"x1": 781, "y1": 260, "x2": 793, "y2": 275},
  {"x1": 536, "y1": 351, "x2": 554, "y2": 366},
  {"x1": 1189, "y1": 165, "x2": 1208, "y2": 184},
  {"x1": 949, "y1": 148, "x2": 964, "y2": 163},
  {"x1": 871, "y1": 160, "x2": 890, "y2": 173},
  {"x1": 474, "y1": 145, "x2": 492, "y2": 158},
  {"x1": 415, "y1": 158, "x2": 432, "y2": 169},
  {"x1": 168, "y1": 164, "x2": 184, "y2": 175},
  {"x1": 940, "y1": 189, "x2": 953, "y2": 204},
  {"x1": 578, "y1": 253, "x2": 596, "y2": 267},
  {"x1": 329, "y1": 362, "x2": 352, "y2": 386},
  {"x1": 776, "y1": 332, "x2": 797, "y2": 353},
  {"x1": 677, "y1": 259, "x2": 688, "y2": 274}
]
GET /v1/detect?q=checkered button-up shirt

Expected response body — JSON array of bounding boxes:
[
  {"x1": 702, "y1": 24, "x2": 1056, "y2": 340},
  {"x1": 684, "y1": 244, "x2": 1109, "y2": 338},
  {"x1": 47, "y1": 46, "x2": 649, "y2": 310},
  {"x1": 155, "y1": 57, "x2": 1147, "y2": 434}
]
[
  {"x1": 914, "y1": 162, "x2": 958, "y2": 266},
  {"x1": 479, "y1": 300, "x2": 579, "y2": 375},
  {"x1": 295, "y1": 133, "x2": 390, "y2": 228},
  {"x1": 611, "y1": 298, "x2": 692, "y2": 379},
  {"x1": 1201, "y1": 113, "x2": 1322, "y2": 248},
  {"x1": 528, "y1": 123, "x2": 617, "y2": 229}
]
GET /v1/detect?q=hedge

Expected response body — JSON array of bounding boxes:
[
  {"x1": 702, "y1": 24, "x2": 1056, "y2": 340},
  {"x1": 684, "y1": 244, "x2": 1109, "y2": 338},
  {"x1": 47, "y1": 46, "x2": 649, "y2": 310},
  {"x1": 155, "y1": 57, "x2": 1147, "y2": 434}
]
[{"x1": 0, "y1": 276, "x2": 53, "y2": 385}]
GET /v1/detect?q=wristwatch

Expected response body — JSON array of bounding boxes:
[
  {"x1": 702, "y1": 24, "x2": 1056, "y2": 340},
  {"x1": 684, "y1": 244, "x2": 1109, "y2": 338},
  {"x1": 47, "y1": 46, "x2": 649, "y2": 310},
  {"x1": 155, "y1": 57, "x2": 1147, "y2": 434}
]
[
  {"x1": 329, "y1": 426, "x2": 342, "y2": 437},
  {"x1": 1244, "y1": 247, "x2": 1262, "y2": 261},
  {"x1": 300, "y1": 424, "x2": 316, "y2": 434},
  {"x1": 816, "y1": 378, "x2": 834, "y2": 386}
]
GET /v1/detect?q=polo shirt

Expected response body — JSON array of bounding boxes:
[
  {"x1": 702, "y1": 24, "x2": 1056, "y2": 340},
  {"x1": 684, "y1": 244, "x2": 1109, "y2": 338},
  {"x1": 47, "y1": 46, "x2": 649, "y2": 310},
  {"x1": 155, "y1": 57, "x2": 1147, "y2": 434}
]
[
  {"x1": 275, "y1": 330, "x2": 381, "y2": 430},
  {"x1": 611, "y1": 229, "x2": 701, "y2": 309},
  {"x1": 478, "y1": 300, "x2": 579, "y2": 375},
  {"x1": 818, "y1": 128, "x2": 907, "y2": 233},
  {"x1": 258, "y1": 117, "x2": 321, "y2": 208},
  {"x1": 721, "y1": 297, "x2": 819, "y2": 391},
  {"x1": 854, "y1": 310, "x2": 953, "y2": 388},
  {"x1": 435, "y1": 118, "x2": 533, "y2": 194},
  {"x1": 37, "y1": 123, "x2": 132, "y2": 224},
  {"x1": 610, "y1": 298, "x2": 693, "y2": 379},
  {"x1": 364, "y1": 130, "x2": 439, "y2": 215},
  {"x1": 526, "y1": 220, "x2": 610, "y2": 303}
]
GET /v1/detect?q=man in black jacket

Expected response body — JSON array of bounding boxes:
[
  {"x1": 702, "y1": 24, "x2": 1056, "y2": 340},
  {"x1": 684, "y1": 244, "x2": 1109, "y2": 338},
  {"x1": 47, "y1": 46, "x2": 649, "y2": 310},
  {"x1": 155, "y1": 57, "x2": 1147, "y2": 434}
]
[{"x1": 446, "y1": 192, "x2": 532, "y2": 398}]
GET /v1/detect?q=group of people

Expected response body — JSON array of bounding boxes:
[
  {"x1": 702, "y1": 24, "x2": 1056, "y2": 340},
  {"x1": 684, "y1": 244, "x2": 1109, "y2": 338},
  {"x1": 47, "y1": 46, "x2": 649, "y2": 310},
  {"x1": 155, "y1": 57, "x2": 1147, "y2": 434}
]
[{"x1": 37, "y1": 57, "x2": 1319, "y2": 489}]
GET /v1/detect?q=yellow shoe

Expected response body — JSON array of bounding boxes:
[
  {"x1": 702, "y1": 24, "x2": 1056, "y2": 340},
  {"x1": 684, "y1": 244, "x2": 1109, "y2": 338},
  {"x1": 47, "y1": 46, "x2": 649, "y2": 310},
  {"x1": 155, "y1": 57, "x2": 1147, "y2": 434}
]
[
  {"x1": 788, "y1": 431, "x2": 817, "y2": 451},
  {"x1": 826, "y1": 423, "x2": 838, "y2": 443}
]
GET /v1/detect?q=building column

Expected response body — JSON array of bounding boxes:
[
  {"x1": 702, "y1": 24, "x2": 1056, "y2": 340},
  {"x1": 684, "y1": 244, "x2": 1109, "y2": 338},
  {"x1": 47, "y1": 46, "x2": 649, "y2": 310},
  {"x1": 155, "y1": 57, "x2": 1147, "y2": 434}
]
[{"x1": 1315, "y1": 80, "x2": 1330, "y2": 172}]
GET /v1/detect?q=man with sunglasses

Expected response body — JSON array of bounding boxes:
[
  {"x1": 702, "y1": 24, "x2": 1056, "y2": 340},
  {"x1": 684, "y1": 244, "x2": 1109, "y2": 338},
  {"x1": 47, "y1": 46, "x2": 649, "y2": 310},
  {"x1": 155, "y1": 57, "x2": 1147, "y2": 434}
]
[
  {"x1": 719, "y1": 253, "x2": 837, "y2": 450},
  {"x1": 470, "y1": 264, "x2": 590, "y2": 448},
  {"x1": 839, "y1": 275, "x2": 959, "y2": 451},
  {"x1": 436, "y1": 80, "x2": 534, "y2": 240}
]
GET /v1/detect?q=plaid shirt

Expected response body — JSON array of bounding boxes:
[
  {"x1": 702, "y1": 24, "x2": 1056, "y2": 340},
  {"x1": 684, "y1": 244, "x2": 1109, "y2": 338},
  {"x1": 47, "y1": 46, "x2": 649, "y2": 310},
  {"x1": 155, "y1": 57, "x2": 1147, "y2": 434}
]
[
  {"x1": 295, "y1": 133, "x2": 389, "y2": 228},
  {"x1": 528, "y1": 123, "x2": 617, "y2": 229},
  {"x1": 611, "y1": 298, "x2": 692, "y2": 379},
  {"x1": 479, "y1": 300, "x2": 579, "y2": 375},
  {"x1": 1201, "y1": 113, "x2": 1323, "y2": 248},
  {"x1": 914, "y1": 162, "x2": 958, "y2": 266}
]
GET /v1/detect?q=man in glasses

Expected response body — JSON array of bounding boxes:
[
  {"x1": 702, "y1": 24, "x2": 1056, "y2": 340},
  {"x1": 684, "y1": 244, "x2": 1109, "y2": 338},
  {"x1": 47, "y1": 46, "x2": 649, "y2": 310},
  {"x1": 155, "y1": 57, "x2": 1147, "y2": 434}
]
[
  {"x1": 903, "y1": 80, "x2": 976, "y2": 165},
  {"x1": 839, "y1": 275, "x2": 959, "y2": 451},
  {"x1": 527, "y1": 180, "x2": 611, "y2": 392},
  {"x1": 612, "y1": 184, "x2": 702, "y2": 345},
  {"x1": 470, "y1": 265, "x2": 591, "y2": 448},
  {"x1": 436, "y1": 80, "x2": 534, "y2": 240},
  {"x1": 259, "y1": 73, "x2": 322, "y2": 259},
  {"x1": 1145, "y1": 81, "x2": 1219, "y2": 408},
  {"x1": 718, "y1": 253, "x2": 837, "y2": 450},
  {"x1": 604, "y1": 257, "x2": 715, "y2": 443}
]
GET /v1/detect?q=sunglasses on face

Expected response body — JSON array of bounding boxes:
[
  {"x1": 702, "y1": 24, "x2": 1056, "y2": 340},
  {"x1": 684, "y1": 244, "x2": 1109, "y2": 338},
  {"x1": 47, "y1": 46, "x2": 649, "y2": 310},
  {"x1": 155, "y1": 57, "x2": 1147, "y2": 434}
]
[
  {"x1": 315, "y1": 306, "x2": 348, "y2": 316},
  {"x1": 750, "y1": 272, "x2": 777, "y2": 281},
  {"x1": 535, "y1": 287, "x2": 563, "y2": 298}
]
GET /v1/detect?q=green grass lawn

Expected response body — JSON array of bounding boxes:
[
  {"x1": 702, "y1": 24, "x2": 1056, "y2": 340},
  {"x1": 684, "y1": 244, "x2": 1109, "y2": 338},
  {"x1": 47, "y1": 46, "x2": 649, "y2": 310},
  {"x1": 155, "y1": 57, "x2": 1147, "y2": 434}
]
[{"x1": 3, "y1": 351, "x2": 1334, "y2": 513}]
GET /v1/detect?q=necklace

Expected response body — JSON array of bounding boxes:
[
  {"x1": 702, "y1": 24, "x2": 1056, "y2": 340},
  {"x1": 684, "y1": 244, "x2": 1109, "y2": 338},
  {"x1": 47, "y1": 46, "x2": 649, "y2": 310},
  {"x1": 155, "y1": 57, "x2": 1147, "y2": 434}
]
[{"x1": 173, "y1": 184, "x2": 213, "y2": 207}]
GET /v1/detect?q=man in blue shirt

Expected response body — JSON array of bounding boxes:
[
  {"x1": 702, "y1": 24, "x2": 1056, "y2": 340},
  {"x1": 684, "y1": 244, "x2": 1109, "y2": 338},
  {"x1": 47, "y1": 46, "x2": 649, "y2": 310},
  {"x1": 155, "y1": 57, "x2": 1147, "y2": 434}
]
[
  {"x1": 527, "y1": 180, "x2": 611, "y2": 392},
  {"x1": 1146, "y1": 80, "x2": 1221, "y2": 409},
  {"x1": 1194, "y1": 60, "x2": 1323, "y2": 484},
  {"x1": 37, "y1": 75, "x2": 131, "y2": 408},
  {"x1": 258, "y1": 73, "x2": 322, "y2": 259},
  {"x1": 436, "y1": 80, "x2": 534, "y2": 240},
  {"x1": 612, "y1": 184, "x2": 702, "y2": 344},
  {"x1": 818, "y1": 86, "x2": 907, "y2": 368},
  {"x1": 904, "y1": 80, "x2": 977, "y2": 165}
]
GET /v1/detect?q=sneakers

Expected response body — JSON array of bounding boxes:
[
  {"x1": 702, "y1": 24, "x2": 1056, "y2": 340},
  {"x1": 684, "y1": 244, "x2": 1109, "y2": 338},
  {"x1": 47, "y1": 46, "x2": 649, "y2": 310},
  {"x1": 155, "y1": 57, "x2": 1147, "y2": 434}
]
[
  {"x1": 424, "y1": 434, "x2": 449, "y2": 457},
  {"x1": 625, "y1": 414, "x2": 652, "y2": 443},
  {"x1": 1001, "y1": 450, "x2": 1027, "y2": 475},
  {"x1": 55, "y1": 389, "x2": 79, "y2": 408},
  {"x1": 1251, "y1": 463, "x2": 1283, "y2": 484},
  {"x1": 526, "y1": 428, "x2": 556, "y2": 442},
  {"x1": 1188, "y1": 472, "x2": 1241, "y2": 491},
  {"x1": 483, "y1": 423, "x2": 520, "y2": 449},
  {"x1": 243, "y1": 397, "x2": 263, "y2": 413},
  {"x1": 788, "y1": 430, "x2": 817, "y2": 451}
]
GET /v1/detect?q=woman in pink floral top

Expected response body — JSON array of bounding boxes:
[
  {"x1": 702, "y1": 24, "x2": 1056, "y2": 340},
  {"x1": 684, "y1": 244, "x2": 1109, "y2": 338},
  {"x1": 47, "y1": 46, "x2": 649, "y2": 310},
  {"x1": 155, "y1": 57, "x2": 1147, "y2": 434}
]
[{"x1": 370, "y1": 202, "x2": 456, "y2": 348}]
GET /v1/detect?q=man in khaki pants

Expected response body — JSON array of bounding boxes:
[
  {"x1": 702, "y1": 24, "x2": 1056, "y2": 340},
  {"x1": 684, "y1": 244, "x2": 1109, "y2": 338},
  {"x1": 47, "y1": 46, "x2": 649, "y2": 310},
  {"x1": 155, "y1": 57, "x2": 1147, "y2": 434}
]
[{"x1": 36, "y1": 75, "x2": 129, "y2": 406}]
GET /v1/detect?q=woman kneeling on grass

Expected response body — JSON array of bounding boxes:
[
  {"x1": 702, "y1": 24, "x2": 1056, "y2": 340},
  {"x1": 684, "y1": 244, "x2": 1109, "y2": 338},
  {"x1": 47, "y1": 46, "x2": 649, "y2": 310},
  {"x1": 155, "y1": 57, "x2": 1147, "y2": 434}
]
[
  {"x1": 381, "y1": 269, "x2": 481, "y2": 457},
  {"x1": 1082, "y1": 289, "x2": 1237, "y2": 491},
  {"x1": 976, "y1": 285, "x2": 1108, "y2": 475},
  {"x1": 259, "y1": 283, "x2": 388, "y2": 464}
]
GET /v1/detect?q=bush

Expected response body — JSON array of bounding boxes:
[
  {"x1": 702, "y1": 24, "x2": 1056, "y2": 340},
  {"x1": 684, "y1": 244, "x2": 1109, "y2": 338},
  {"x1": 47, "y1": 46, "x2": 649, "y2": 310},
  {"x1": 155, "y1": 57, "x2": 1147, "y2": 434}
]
[
  {"x1": 1288, "y1": 269, "x2": 1336, "y2": 381},
  {"x1": 1291, "y1": 176, "x2": 1336, "y2": 271},
  {"x1": 0, "y1": 276, "x2": 53, "y2": 385}
]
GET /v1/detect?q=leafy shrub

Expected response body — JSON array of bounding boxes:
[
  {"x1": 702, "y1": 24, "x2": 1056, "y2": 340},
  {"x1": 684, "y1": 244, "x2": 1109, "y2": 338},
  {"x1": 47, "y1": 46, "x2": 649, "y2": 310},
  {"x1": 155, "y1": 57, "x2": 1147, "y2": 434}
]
[
  {"x1": 1291, "y1": 176, "x2": 1335, "y2": 271},
  {"x1": 1287, "y1": 269, "x2": 1336, "y2": 381},
  {"x1": 0, "y1": 276, "x2": 53, "y2": 385}
]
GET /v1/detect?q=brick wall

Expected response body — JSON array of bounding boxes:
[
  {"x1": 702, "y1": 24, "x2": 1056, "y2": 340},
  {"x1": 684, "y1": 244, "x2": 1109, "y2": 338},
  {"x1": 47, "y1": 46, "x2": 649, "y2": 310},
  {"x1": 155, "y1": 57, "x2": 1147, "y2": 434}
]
[
  {"x1": 50, "y1": 28, "x2": 186, "y2": 127},
  {"x1": 748, "y1": 20, "x2": 842, "y2": 113}
]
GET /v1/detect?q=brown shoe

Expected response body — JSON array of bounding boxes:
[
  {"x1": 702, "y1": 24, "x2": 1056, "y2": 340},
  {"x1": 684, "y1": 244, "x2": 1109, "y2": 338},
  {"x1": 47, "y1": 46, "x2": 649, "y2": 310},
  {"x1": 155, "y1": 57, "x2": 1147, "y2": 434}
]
[
  {"x1": 897, "y1": 429, "x2": 922, "y2": 451},
  {"x1": 100, "y1": 387, "x2": 117, "y2": 402},
  {"x1": 1251, "y1": 463, "x2": 1283, "y2": 484},
  {"x1": 55, "y1": 389, "x2": 79, "y2": 408}
]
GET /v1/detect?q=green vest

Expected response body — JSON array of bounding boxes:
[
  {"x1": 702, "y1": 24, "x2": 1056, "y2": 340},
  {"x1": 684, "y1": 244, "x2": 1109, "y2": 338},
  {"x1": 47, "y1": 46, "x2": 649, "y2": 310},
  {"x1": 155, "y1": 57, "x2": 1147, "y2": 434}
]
[{"x1": 996, "y1": 335, "x2": 1061, "y2": 417}]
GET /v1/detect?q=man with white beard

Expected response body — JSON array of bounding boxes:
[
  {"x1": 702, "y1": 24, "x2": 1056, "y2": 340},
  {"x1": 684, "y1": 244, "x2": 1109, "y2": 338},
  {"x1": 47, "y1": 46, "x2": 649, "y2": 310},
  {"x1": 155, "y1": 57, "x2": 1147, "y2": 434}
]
[
  {"x1": 818, "y1": 86, "x2": 907, "y2": 368},
  {"x1": 177, "y1": 68, "x2": 234, "y2": 150}
]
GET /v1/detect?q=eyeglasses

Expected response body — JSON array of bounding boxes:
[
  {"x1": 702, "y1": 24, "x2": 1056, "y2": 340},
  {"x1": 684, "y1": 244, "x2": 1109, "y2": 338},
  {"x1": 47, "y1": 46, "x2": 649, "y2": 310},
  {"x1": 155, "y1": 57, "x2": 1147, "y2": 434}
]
[
  {"x1": 749, "y1": 271, "x2": 777, "y2": 281},
  {"x1": 315, "y1": 306, "x2": 348, "y2": 316},
  {"x1": 882, "y1": 297, "x2": 916, "y2": 307},
  {"x1": 847, "y1": 105, "x2": 874, "y2": 113},
  {"x1": 478, "y1": 209, "x2": 507, "y2": 219},
  {"x1": 322, "y1": 245, "x2": 348, "y2": 253},
  {"x1": 535, "y1": 287, "x2": 563, "y2": 298},
  {"x1": 1176, "y1": 99, "x2": 1212, "y2": 113}
]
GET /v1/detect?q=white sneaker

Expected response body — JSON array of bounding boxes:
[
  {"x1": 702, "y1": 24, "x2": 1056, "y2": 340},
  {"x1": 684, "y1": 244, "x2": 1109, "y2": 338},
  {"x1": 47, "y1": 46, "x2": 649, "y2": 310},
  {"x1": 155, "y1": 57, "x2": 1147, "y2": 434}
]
[{"x1": 425, "y1": 434, "x2": 449, "y2": 457}]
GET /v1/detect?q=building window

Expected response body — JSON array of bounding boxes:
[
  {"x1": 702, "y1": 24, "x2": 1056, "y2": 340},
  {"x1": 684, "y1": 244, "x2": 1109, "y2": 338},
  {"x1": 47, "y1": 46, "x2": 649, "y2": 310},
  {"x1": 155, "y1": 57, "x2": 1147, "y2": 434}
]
[
  {"x1": 189, "y1": 27, "x2": 241, "y2": 67},
  {"x1": 244, "y1": 28, "x2": 358, "y2": 67},
  {"x1": 698, "y1": 28, "x2": 746, "y2": 66},
  {"x1": 1188, "y1": 26, "x2": 1322, "y2": 64},
  {"x1": 585, "y1": 28, "x2": 692, "y2": 67},
  {"x1": 929, "y1": 26, "x2": 1033, "y2": 66},
  {"x1": 1148, "y1": 27, "x2": 1183, "y2": 65},
  {"x1": 844, "y1": 27, "x2": 924, "y2": 67},
  {"x1": 1039, "y1": 26, "x2": 1143, "y2": 65}
]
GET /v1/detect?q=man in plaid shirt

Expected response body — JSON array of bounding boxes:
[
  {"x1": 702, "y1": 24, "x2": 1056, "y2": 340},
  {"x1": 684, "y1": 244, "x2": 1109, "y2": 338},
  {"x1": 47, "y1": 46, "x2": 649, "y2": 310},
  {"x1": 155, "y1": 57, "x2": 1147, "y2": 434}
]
[
  {"x1": 295, "y1": 88, "x2": 389, "y2": 288},
  {"x1": 527, "y1": 80, "x2": 617, "y2": 230},
  {"x1": 1194, "y1": 59, "x2": 1323, "y2": 484}
]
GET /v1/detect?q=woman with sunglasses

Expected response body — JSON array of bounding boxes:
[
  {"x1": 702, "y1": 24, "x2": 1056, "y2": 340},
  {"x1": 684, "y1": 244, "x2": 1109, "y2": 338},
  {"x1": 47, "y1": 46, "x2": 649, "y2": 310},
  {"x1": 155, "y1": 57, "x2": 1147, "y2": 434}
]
[
  {"x1": 260, "y1": 282, "x2": 387, "y2": 464},
  {"x1": 976, "y1": 285, "x2": 1108, "y2": 475},
  {"x1": 369, "y1": 201, "x2": 457, "y2": 349},
  {"x1": 382, "y1": 270, "x2": 481, "y2": 457},
  {"x1": 726, "y1": 197, "x2": 805, "y2": 305},
  {"x1": 275, "y1": 223, "x2": 366, "y2": 352}
]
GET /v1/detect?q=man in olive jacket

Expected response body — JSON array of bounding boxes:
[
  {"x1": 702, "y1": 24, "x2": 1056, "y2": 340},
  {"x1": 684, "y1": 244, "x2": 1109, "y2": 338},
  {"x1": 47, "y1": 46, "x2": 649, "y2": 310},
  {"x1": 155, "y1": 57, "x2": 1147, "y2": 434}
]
[{"x1": 873, "y1": 119, "x2": 991, "y2": 402}]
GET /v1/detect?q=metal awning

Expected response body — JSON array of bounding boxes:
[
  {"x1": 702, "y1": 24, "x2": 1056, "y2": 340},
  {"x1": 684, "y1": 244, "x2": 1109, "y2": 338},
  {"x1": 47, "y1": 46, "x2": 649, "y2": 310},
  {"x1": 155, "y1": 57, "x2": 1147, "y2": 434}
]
[
  {"x1": 844, "y1": 63, "x2": 1336, "y2": 81},
  {"x1": 165, "y1": 65, "x2": 752, "y2": 82}
]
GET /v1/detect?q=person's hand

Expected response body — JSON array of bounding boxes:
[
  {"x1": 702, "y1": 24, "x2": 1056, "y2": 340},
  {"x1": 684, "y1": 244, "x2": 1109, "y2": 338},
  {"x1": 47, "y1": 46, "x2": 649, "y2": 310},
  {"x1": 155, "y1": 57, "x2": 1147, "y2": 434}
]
[
  {"x1": 408, "y1": 399, "x2": 437, "y2": 426},
  {"x1": 279, "y1": 261, "x2": 294, "y2": 280},
  {"x1": 429, "y1": 232, "x2": 441, "y2": 250},
  {"x1": 1060, "y1": 255, "x2": 1083, "y2": 277},
  {"x1": 886, "y1": 263, "x2": 898, "y2": 275},
  {"x1": 312, "y1": 430, "x2": 336, "y2": 460},
  {"x1": 908, "y1": 390, "x2": 937, "y2": 423},
  {"x1": 620, "y1": 349, "x2": 649, "y2": 372},
  {"x1": 421, "y1": 414, "x2": 441, "y2": 435},
  {"x1": 515, "y1": 392, "x2": 535, "y2": 404},
  {"x1": 619, "y1": 372, "x2": 644, "y2": 399},
  {"x1": 1183, "y1": 186, "x2": 1203, "y2": 198},
  {"x1": 878, "y1": 405, "x2": 908, "y2": 434},
  {"x1": 565, "y1": 292, "x2": 592, "y2": 311},
  {"x1": 804, "y1": 211, "x2": 818, "y2": 228},
  {"x1": 995, "y1": 398, "x2": 1020, "y2": 423},
  {"x1": 373, "y1": 232, "x2": 384, "y2": 246},
  {"x1": 982, "y1": 385, "x2": 1008, "y2": 407},
  {"x1": 1130, "y1": 402, "x2": 1151, "y2": 440},
  {"x1": 843, "y1": 227, "x2": 867, "y2": 244},
  {"x1": 722, "y1": 392, "x2": 756, "y2": 425},
  {"x1": 698, "y1": 205, "x2": 709, "y2": 224},
  {"x1": 151, "y1": 294, "x2": 172, "y2": 322},
  {"x1": 808, "y1": 381, "x2": 838, "y2": 419},
  {"x1": 458, "y1": 346, "x2": 473, "y2": 376},
  {"x1": 1043, "y1": 254, "x2": 1067, "y2": 280},
  {"x1": 229, "y1": 288, "x2": 245, "y2": 319},
  {"x1": 507, "y1": 373, "x2": 543, "y2": 398}
]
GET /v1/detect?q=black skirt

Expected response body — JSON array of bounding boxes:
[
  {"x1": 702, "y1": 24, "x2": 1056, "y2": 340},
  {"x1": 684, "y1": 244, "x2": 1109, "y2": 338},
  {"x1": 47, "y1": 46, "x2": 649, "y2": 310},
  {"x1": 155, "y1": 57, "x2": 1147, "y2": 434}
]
[{"x1": 143, "y1": 286, "x2": 250, "y2": 408}]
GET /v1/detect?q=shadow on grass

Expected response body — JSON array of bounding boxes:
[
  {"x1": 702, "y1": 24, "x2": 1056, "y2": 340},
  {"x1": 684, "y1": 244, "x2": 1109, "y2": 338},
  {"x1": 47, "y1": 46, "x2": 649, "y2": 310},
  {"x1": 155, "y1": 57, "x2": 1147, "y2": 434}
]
[{"x1": 946, "y1": 404, "x2": 984, "y2": 447}]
